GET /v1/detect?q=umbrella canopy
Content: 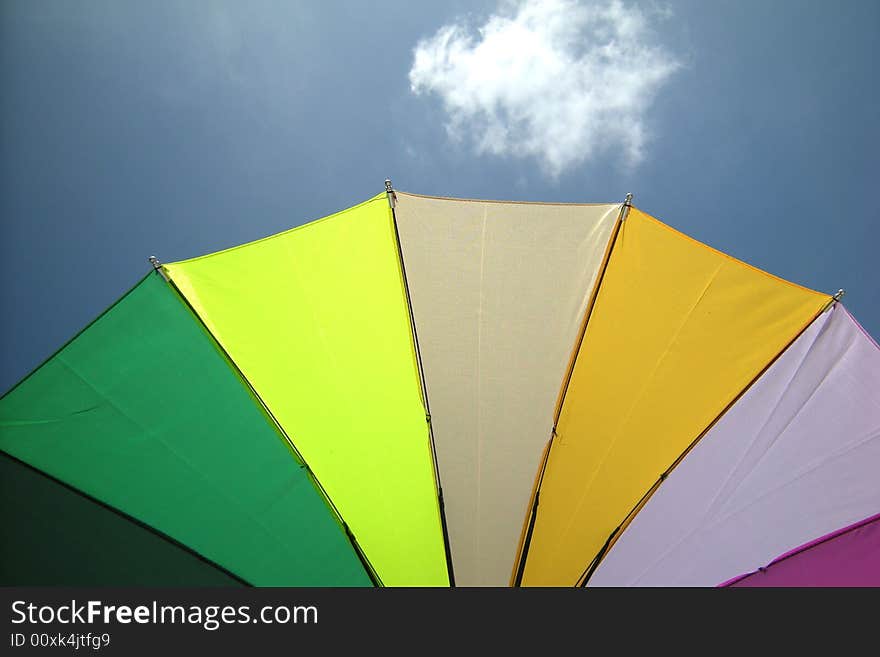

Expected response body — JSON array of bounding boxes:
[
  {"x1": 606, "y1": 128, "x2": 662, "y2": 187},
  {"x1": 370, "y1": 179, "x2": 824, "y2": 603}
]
[
  {"x1": 721, "y1": 512, "x2": 880, "y2": 587},
  {"x1": 2, "y1": 187, "x2": 877, "y2": 587}
]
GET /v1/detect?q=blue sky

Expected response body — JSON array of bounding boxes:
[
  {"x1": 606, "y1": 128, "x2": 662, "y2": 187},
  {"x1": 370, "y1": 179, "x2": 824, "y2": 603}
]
[{"x1": 2, "y1": 0, "x2": 878, "y2": 393}]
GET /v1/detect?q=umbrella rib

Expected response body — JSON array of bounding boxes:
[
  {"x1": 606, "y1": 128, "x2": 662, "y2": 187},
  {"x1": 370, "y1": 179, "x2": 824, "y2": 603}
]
[
  {"x1": 551, "y1": 201, "x2": 629, "y2": 426},
  {"x1": 720, "y1": 510, "x2": 880, "y2": 587},
  {"x1": 512, "y1": 436, "x2": 553, "y2": 586},
  {"x1": 160, "y1": 270, "x2": 383, "y2": 587},
  {"x1": 512, "y1": 197, "x2": 629, "y2": 586},
  {"x1": 386, "y1": 182, "x2": 457, "y2": 587},
  {"x1": 575, "y1": 300, "x2": 833, "y2": 587}
]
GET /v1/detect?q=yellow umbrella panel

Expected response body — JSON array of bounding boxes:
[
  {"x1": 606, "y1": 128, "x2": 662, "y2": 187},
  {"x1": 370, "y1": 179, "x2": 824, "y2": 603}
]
[{"x1": 165, "y1": 194, "x2": 448, "y2": 587}]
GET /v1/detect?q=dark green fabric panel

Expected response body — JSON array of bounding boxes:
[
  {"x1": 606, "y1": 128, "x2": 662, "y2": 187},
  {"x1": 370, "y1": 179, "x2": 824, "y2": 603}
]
[
  {"x1": 0, "y1": 273, "x2": 370, "y2": 586},
  {"x1": 0, "y1": 453, "x2": 240, "y2": 586}
]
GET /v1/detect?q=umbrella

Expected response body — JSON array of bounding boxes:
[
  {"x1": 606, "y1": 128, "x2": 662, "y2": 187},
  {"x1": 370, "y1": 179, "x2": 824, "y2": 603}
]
[{"x1": 2, "y1": 184, "x2": 877, "y2": 587}]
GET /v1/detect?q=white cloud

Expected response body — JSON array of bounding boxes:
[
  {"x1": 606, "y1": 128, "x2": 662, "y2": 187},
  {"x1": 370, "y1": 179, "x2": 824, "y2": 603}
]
[{"x1": 409, "y1": 0, "x2": 681, "y2": 177}]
